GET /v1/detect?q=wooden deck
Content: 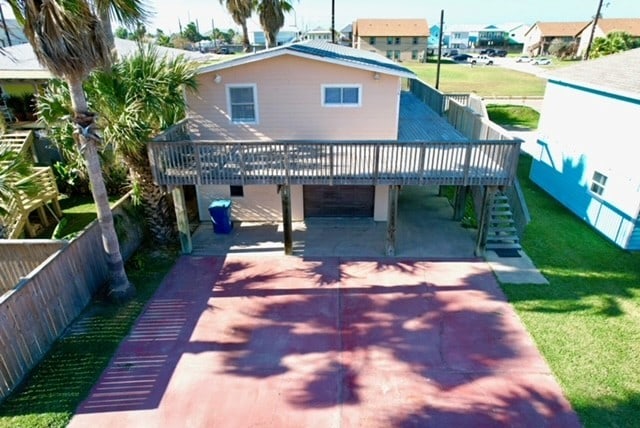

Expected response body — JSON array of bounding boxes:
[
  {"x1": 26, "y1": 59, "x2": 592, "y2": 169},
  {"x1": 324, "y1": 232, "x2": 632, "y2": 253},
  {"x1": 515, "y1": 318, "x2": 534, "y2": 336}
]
[
  {"x1": 148, "y1": 139, "x2": 520, "y2": 187},
  {"x1": 147, "y1": 85, "x2": 520, "y2": 188}
]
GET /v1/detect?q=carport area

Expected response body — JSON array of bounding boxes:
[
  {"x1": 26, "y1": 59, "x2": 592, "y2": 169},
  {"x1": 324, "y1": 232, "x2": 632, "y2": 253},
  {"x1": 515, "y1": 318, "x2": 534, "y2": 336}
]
[{"x1": 69, "y1": 255, "x2": 579, "y2": 427}]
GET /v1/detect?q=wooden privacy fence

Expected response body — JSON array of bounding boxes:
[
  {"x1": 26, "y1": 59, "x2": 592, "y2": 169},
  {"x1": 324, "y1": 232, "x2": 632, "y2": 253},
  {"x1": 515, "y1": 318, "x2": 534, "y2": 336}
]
[
  {"x1": 0, "y1": 195, "x2": 143, "y2": 402},
  {"x1": 0, "y1": 241, "x2": 65, "y2": 293},
  {"x1": 407, "y1": 78, "x2": 469, "y2": 115},
  {"x1": 148, "y1": 139, "x2": 521, "y2": 188}
]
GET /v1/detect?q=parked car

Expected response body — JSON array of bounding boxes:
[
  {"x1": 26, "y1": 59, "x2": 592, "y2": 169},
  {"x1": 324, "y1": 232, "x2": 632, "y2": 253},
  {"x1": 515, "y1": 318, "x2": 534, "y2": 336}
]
[
  {"x1": 480, "y1": 48, "x2": 496, "y2": 56},
  {"x1": 516, "y1": 55, "x2": 531, "y2": 63},
  {"x1": 470, "y1": 55, "x2": 494, "y2": 65},
  {"x1": 444, "y1": 49, "x2": 460, "y2": 57},
  {"x1": 533, "y1": 57, "x2": 552, "y2": 65},
  {"x1": 452, "y1": 54, "x2": 473, "y2": 62},
  {"x1": 495, "y1": 50, "x2": 508, "y2": 57}
]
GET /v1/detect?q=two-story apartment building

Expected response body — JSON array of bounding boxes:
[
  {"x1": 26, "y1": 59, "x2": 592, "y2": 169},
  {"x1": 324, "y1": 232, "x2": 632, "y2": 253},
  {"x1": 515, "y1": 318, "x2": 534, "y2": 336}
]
[
  {"x1": 352, "y1": 18, "x2": 429, "y2": 62},
  {"x1": 523, "y1": 21, "x2": 586, "y2": 56}
]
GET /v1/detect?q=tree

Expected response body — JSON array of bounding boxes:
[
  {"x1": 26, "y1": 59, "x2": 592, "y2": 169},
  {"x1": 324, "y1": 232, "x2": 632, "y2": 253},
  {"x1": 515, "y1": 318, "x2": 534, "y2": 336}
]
[
  {"x1": 548, "y1": 38, "x2": 577, "y2": 59},
  {"x1": 183, "y1": 21, "x2": 204, "y2": 43},
  {"x1": 39, "y1": 47, "x2": 198, "y2": 242},
  {"x1": 114, "y1": 26, "x2": 130, "y2": 39},
  {"x1": 9, "y1": 0, "x2": 135, "y2": 301},
  {"x1": 93, "y1": 0, "x2": 149, "y2": 51},
  {"x1": 257, "y1": 0, "x2": 293, "y2": 48},
  {"x1": 155, "y1": 28, "x2": 172, "y2": 47},
  {"x1": 590, "y1": 31, "x2": 640, "y2": 59},
  {"x1": 219, "y1": 0, "x2": 253, "y2": 52}
]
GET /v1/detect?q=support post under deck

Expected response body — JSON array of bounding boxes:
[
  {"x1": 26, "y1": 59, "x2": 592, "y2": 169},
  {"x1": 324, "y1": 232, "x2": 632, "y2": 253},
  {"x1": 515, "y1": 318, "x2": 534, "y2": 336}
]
[
  {"x1": 453, "y1": 185, "x2": 469, "y2": 221},
  {"x1": 280, "y1": 184, "x2": 293, "y2": 255},
  {"x1": 386, "y1": 185, "x2": 399, "y2": 256},
  {"x1": 171, "y1": 186, "x2": 192, "y2": 254}
]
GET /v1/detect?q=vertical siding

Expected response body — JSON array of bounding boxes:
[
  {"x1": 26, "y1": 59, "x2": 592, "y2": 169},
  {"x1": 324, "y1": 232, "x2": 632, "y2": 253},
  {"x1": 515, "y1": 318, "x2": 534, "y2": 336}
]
[
  {"x1": 531, "y1": 82, "x2": 640, "y2": 250},
  {"x1": 187, "y1": 55, "x2": 400, "y2": 141}
]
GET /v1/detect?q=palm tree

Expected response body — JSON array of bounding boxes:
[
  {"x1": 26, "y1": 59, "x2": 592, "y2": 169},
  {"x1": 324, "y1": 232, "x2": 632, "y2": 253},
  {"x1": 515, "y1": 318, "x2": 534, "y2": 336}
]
[
  {"x1": 38, "y1": 46, "x2": 198, "y2": 242},
  {"x1": 90, "y1": 47, "x2": 197, "y2": 242},
  {"x1": 257, "y1": 0, "x2": 293, "y2": 48},
  {"x1": 94, "y1": 0, "x2": 149, "y2": 51},
  {"x1": 219, "y1": 0, "x2": 253, "y2": 52},
  {"x1": 590, "y1": 31, "x2": 640, "y2": 59},
  {"x1": 9, "y1": 0, "x2": 135, "y2": 301}
]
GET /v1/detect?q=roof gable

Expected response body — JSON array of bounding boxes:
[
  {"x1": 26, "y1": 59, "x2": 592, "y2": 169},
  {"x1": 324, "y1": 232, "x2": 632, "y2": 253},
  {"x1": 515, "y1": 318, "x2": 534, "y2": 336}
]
[
  {"x1": 595, "y1": 18, "x2": 640, "y2": 36},
  {"x1": 354, "y1": 19, "x2": 429, "y2": 37},
  {"x1": 547, "y1": 48, "x2": 640, "y2": 98},
  {"x1": 527, "y1": 21, "x2": 587, "y2": 37},
  {"x1": 198, "y1": 40, "x2": 416, "y2": 79}
]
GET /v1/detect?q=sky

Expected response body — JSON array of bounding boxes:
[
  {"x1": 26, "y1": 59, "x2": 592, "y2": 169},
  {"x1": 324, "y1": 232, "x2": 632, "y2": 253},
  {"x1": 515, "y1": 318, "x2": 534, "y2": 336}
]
[
  {"x1": 2, "y1": 0, "x2": 640, "y2": 34},
  {"x1": 139, "y1": 0, "x2": 640, "y2": 35}
]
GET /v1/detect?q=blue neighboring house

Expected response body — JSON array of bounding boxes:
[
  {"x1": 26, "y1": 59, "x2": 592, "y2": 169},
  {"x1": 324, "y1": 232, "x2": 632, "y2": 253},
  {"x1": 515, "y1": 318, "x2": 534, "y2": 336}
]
[{"x1": 530, "y1": 48, "x2": 640, "y2": 250}]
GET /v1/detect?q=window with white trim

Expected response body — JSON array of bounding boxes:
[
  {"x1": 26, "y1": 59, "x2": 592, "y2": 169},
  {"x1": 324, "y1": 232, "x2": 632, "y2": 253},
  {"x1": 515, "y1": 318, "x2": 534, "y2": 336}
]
[
  {"x1": 590, "y1": 171, "x2": 608, "y2": 196},
  {"x1": 226, "y1": 84, "x2": 258, "y2": 123},
  {"x1": 322, "y1": 85, "x2": 362, "y2": 107}
]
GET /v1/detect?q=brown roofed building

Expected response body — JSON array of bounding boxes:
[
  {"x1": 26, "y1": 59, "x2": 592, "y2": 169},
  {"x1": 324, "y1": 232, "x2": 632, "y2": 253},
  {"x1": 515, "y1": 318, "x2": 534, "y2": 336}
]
[
  {"x1": 575, "y1": 18, "x2": 640, "y2": 57},
  {"x1": 353, "y1": 18, "x2": 429, "y2": 62},
  {"x1": 522, "y1": 21, "x2": 587, "y2": 56}
]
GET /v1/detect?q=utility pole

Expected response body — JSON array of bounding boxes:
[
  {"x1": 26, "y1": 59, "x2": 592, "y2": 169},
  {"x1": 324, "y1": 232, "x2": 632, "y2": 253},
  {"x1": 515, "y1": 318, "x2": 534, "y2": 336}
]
[
  {"x1": 583, "y1": 0, "x2": 604, "y2": 60},
  {"x1": 435, "y1": 10, "x2": 444, "y2": 90},
  {"x1": 331, "y1": 0, "x2": 336, "y2": 43}
]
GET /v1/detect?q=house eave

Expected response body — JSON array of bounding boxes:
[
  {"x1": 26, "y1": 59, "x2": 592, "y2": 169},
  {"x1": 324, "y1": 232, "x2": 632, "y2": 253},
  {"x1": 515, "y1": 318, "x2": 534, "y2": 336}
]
[{"x1": 197, "y1": 49, "x2": 416, "y2": 80}]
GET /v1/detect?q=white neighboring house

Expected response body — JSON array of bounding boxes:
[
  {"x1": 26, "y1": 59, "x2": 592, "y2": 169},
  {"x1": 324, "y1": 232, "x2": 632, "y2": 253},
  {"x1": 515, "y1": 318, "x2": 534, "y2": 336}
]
[
  {"x1": 444, "y1": 24, "x2": 478, "y2": 49},
  {"x1": 305, "y1": 27, "x2": 333, "y2": 41},
  {"x1": 250, "y1": 26, "x2": 301, "y2": 48},
  {"x1": 530, "y1": 48, "x2": 640, "y2": 250}
]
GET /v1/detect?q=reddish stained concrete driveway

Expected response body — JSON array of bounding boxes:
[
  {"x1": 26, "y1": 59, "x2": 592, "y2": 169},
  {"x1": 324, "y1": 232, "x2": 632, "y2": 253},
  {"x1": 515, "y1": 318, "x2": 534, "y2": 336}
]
[{"x1": 69, "y1": 255, "x2": 580, "y2": 427}]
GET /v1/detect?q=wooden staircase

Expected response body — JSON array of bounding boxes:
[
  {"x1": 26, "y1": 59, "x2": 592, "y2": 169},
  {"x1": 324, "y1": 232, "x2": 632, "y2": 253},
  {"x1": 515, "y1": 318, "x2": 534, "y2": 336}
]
[{"x1": 486, "y1": 191, "x2": 522, "y2": 252}]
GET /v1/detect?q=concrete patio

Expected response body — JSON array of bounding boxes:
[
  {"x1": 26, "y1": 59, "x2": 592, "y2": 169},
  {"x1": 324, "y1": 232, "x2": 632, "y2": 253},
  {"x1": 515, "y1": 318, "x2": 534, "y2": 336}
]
[{"x1": 68, "y1": 255, "x2": 579, "y2": 427}]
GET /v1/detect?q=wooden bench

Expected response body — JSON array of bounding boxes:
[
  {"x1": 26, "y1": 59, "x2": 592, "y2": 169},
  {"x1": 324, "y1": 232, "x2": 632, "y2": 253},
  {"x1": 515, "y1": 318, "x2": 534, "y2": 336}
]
[{"x1": 2, "y1": 167, "x2": 62, "y2": 239}]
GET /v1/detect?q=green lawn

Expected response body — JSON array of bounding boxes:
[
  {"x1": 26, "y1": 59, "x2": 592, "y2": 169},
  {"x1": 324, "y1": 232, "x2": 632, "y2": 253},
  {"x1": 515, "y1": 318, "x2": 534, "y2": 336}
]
[
  {"x1": 406, "y1": 62, "x2": 546, "y2": 97},
  {"x1": 0, "y1": 243, "x2": 180, "y2": 428},
  {"x1": 486, "y1": 104, "x2": 540, "y2": 129},
  {"x1": 503, "y1": 155, "x2": 640, "y2": 427}
]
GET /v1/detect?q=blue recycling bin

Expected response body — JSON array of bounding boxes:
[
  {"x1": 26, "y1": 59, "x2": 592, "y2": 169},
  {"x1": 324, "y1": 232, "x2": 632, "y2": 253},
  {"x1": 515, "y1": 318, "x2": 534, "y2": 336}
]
[{"x1": 208, "y1": 199, "x2": 233, "y2": 234}]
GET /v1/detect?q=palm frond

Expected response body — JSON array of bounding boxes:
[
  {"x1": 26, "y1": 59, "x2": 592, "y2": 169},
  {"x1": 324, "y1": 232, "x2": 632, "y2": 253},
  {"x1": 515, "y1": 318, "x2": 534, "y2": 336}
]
[{"x1": 23, "y1": 0, "x2": 110, "y2": 81}]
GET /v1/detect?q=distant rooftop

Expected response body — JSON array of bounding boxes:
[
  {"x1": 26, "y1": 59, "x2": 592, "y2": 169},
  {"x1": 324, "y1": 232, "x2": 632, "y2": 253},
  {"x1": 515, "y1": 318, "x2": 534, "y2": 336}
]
[
  {"x1": 354, "y1": 19, "x2": 429, "y2": 37},
  {"x1": 577, "y1": 18, "x2": 640, "y2": 36},
  {"x1": 527, "y1": 21, "x2": 588, "y2": 37}
]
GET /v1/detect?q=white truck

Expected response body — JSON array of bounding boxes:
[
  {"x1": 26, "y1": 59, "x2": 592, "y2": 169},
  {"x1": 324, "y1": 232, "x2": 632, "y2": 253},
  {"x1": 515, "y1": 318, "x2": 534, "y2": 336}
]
[{"x1": 470, "y1": 55, "x2": 494, "y2": 66}]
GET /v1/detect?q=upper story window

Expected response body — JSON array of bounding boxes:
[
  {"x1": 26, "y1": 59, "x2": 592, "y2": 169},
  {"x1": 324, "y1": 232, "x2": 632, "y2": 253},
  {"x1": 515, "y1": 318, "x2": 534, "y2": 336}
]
[
  {"x1": 590, "y1": 171, "x2": 608, "y2": 196},
  {"x1": 387, "y1": 36, "x2": 393, "y2": 44},
  {"x1": 226, "y1": 84, "x2": 258, "y2": 123},
  {"x1": 412, "y1": 37, "x2": 419, "y2": 44},
  {"x1": 395, "y1": 37, "x2": 401, "y2": 44},
  {"x1": 369, "y1": 36, "x2": 376, "y2": 45},
  {"x1": 322, "y1": 85, "x2": 362, "y2": 107}
]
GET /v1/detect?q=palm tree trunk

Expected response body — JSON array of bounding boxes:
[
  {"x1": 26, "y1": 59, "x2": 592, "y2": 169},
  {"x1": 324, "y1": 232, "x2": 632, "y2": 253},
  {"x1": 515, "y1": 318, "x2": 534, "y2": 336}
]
[
  {"x1": 241, "y1": 21, "x2": 250, "y2": 52},
  {"x1": 127, "y1": 160, "x2": 176, "y2": 243},
  {"x1": 99, "y1": 7, "x2": 116, "y2": 53},
  {"x1": 68, "y1": 77, "x2": 135, "y2": 301}
]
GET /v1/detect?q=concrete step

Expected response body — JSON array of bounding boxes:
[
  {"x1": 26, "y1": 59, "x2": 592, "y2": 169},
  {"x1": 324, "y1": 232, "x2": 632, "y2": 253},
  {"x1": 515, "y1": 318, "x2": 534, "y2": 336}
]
[{"x1": 486, "y1": 242, "x2": 522, "y2": 250}]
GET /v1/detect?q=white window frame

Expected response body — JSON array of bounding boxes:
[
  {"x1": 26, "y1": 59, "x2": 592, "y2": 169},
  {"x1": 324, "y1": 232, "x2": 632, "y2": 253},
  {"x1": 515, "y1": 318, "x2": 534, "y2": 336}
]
[
  {"x1": 226, "y1": 83, "x2": 258, "y2": 124},
  {"x1": 321, "y1": 84, "x2": 362, "y2": 108},
  {"x1": 590, "y1": 171, "x2": 608, "y2": 196}
]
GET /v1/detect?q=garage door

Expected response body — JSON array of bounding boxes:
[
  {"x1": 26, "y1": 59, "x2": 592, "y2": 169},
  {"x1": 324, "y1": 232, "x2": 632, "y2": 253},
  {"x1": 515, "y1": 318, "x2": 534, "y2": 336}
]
[{"x1": 303, "y1": 185, "x2": 375, "y2": 217}]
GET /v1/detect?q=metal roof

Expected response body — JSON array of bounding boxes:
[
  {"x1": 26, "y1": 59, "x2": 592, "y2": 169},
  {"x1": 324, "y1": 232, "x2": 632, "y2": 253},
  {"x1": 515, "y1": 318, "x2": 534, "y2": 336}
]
[
  {"x1": 0, "y1": 39, "x2": 211, "y2": 80},
  {"x1": 198, "y1": 40, "x2": 416, "y2": 79}
]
